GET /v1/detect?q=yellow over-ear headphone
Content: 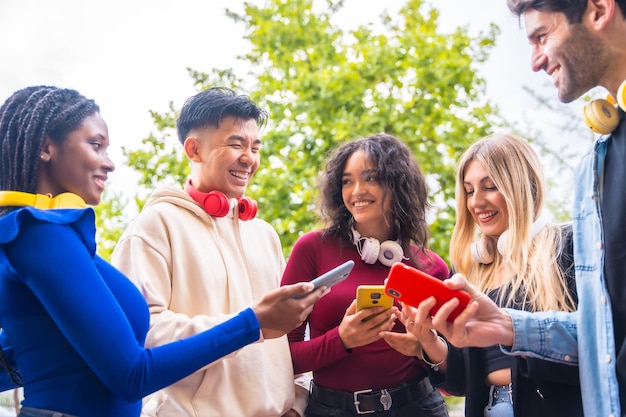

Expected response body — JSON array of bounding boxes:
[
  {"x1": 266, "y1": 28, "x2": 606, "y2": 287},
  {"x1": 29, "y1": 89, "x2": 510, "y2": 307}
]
[
  {"x1": 582, "y1": 80, "x2": 626, "y2": 135},
  {"x1": 0, "y1": 191, "x2": 86, "y2": 209}
]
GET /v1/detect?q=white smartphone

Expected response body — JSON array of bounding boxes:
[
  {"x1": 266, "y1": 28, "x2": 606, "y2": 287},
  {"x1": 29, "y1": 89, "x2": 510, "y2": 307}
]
[{"x1": 291, "y1": 260, "x2": 354, "y2": 299}]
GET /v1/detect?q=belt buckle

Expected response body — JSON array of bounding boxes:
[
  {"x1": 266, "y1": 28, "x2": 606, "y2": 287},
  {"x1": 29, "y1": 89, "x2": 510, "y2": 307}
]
[
  {"x1": 353, "y1": 389, "x2": 375, "y2": 415},
  {"x1": 380, "y1": 389, "x2": 392, "y2": 411}
]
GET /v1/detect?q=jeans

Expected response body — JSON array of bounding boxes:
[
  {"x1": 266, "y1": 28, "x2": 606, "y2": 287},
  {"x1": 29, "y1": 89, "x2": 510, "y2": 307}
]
[
  {"x1": 483, "y1": 384, "x2": 513, "y2": 417},
  {"x1": 18, "y1": 407, "x2": 79, "y2": 417}
]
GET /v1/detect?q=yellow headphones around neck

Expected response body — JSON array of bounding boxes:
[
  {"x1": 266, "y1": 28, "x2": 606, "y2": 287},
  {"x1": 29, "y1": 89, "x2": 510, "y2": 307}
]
[
  {"x1": 0, "y1": 191, "x2": 86, "y2": 209},
  {"x1": 582, "y1": 80, "x2": 626, "y2": 135}
]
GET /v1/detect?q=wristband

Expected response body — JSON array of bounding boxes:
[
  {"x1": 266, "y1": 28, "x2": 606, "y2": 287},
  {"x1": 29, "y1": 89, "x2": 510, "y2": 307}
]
[{"x1": 420, "y1": 335, "x2": 447, "y2": 371}]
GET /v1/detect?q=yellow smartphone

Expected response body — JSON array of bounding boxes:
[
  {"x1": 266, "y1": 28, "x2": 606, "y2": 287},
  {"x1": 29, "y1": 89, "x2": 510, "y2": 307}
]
[{"x1": 356, "y1": 285, "x2": 394, "y2": 312}]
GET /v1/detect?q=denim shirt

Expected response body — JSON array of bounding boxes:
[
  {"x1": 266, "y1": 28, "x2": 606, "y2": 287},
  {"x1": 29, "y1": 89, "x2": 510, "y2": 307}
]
[{"x1": 503, "y1": 135, "x2": 620, "y2": 417}]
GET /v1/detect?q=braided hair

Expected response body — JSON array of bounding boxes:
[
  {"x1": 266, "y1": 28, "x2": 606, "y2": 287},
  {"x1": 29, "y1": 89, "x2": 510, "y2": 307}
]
[
  {"x1": 0, "y1": 85, "x2": 99, "y2": 194},
  {"x1": 0, "y1": 85, "x2": 99, "y2": 386}
]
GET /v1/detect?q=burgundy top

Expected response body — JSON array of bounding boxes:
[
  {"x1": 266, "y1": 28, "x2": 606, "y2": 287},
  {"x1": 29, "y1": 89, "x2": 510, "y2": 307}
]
[{"x1": 281, "y1": 229, "x2": 449, "y2": 392}]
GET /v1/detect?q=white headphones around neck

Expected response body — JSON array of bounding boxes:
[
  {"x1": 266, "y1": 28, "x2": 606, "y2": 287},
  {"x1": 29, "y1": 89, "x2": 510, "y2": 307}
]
[
  {"x1": 471, "y1": 213, "x2": 548, "y2": 265},
  {"x1": 351, "y1": 227, "x2": 404, "y2": 267}
]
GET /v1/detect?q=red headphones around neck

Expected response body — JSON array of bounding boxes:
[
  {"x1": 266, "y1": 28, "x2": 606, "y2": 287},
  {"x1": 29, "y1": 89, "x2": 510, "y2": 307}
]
[{"x1": 184, "y1": 179, "x2": 257, "y2": 221}]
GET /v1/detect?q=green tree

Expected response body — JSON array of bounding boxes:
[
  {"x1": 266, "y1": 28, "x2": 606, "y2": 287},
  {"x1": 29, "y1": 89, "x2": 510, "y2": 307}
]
[
  {"x1": 95, "y1": 103, "x2": 188, "y2": 260},
  {"x1": 94, "y1": 190, "x2": 127, "y2": 260},
  {"x1": 108, "y1": 0, "x2": 501, "y2": 263},
  {"x1": 506, "y1": 82, "x2": 597, "y2": 223}
]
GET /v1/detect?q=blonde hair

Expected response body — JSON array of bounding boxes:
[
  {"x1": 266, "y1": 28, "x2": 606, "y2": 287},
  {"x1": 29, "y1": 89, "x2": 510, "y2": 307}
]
[{"x1": 449, "y1": 133, "x2": 576, "y2": 312}]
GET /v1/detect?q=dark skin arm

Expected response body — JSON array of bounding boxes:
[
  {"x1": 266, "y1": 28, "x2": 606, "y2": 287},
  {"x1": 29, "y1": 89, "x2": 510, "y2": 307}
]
[{"x1": 253, "y1": 283, "x2": 329, "y2": 339}]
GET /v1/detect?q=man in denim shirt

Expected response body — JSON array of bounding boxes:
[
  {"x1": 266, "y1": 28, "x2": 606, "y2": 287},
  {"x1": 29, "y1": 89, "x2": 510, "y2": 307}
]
[{"x1": 407, "y1": 1, "x2": 626, "y2": 416}]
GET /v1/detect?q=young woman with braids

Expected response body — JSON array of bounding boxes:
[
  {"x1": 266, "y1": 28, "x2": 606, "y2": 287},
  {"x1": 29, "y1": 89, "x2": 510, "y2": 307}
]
[{"x1": 0, "y1": 85, "x2": 325, "y2": 417}]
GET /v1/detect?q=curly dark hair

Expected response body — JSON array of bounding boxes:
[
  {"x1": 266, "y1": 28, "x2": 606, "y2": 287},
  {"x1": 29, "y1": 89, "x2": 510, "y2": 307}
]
[{"x1": 319, "y1": 133, "x2": 431, "y2": 267}]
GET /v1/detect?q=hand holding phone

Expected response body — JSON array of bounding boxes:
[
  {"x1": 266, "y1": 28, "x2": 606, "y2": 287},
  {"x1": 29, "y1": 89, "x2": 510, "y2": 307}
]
[
  {"x1": 384, "y1": 263, "x2": 470, "y2": 321},
  {"x1": 356, "y1": 285, "x2": 394, "y2": 311},
  {"x1": 356, "y1": 285, "x2": 394, "y2": 321},
  {"x1": 291, "y1": 260, "x2": 355, "y2": 299}
]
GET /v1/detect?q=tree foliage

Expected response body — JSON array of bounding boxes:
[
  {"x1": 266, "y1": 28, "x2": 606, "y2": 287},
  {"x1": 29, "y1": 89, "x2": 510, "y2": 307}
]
[
  {"x1": 505, "y1": 82, "x2": 596, "y2": 224},
  {"x1": 94, "y1": 190, "x2": 127, "y2": 260},
  {"x1": 101, "y1": 0, "x2": 503, "y2": 262}
]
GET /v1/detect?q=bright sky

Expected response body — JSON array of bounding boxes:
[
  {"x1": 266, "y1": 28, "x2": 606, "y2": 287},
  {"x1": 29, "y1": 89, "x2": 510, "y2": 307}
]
[{"x1": 0, "y1": 0, "x2": 587, "y2": 196}]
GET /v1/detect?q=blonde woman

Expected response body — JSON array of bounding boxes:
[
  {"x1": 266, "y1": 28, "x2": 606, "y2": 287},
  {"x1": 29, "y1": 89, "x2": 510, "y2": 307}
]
[{"x1": 406, "y1": 133, "x2": 582, "y2": 417}]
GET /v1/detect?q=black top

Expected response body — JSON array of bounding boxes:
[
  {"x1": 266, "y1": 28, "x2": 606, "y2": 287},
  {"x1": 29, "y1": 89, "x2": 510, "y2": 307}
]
[
  {"x1": 481, "y1": 287, "x2": 515, "y2": 378},
  {"x1": 600, "y1": 108, "x2": 626, "y2": 411},
  {"x1": 431, "y1": 224, "x2": 582, "y2": 417},
  {"x1": 481, "y1": 344, "x2": 514, "y2": 377}
]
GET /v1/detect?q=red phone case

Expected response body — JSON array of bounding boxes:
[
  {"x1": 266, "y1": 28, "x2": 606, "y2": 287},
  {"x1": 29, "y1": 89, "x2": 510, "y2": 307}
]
[{"x1": 384, "y1": 263, "x2": 470, "y2": 321}]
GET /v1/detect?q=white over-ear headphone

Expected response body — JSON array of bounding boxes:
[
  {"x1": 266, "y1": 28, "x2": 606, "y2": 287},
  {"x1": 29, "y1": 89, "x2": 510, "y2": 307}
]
[
  {"x1": 470, "y1": 235, "x2": 496, "y2": 265},
  {"x1": 471, "y1": 213, "x2": 548, "y2": 265},
  {"x1": 351, "y1": 227, "x2": 404, "y2": 267}
]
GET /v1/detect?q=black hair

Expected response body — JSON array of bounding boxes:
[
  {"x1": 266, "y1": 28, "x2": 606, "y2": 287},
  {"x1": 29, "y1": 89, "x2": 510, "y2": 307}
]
[
  {"x1": 318, "y1": 133, "x2": 431, "y2": 267},
  {"x1": 176, "y1": 87, "x2": 268, "y2": 145},
  {"x1": 0, "y1": 85, "x2": 99, "y2": 193},
  {"x1": 0, "y1": 85, "x2": 98, "y2": 386},
  {"x1": 507, "y1": 0, "x2": 626, "y2": 22}
]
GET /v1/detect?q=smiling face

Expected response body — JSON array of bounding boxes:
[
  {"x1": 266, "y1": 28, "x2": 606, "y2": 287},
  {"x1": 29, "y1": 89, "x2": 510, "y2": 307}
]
[
  {"x1": 524, "y1": 8, "x2": 609, "y2": 103},
  {"x1": 37, "y1": 112, "x2": 115, "y2": 206},
  {"x1": 187, "y1": 116, "x2": 260, "y2": 199},
  {"x1": 463, "y1": 159, "x2": 508, "y2": 238},
  {"x1": 341, "y1": 149, "x2": 393, "y2": 239}
]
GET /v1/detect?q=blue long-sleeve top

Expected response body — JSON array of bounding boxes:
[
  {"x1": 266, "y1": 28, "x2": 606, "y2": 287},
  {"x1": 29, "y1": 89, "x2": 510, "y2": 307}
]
[
  {"x1": 0, "y1": 207, "x2": 260, "y2": 417},
  {"x1": 0, "y1": 333, "x2": 17, "y2": 391}
]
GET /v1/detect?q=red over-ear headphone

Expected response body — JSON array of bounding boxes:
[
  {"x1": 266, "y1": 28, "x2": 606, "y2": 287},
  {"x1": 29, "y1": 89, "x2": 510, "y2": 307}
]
[{"x1": 184, "y1": 179, "x2": 257, "y2": 220}]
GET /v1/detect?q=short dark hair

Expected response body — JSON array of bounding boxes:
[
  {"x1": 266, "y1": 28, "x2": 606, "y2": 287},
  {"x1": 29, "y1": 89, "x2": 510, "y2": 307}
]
[
  {"x1": 0, "y1": 86, "x2": 99, "y2": 192},
  {"x1": 176, "y1": 87, "x2": 268, "y2": 145},
  {"x1": 507, "y1": 0, "x2": 626, "y2": 22}
]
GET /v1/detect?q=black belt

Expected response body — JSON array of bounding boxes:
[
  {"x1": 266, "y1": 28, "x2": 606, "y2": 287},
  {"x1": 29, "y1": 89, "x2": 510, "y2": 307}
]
[
  {"x1": 487, "y1": 383, "x2": 512, "y2": 406},
  {"x1": 309, "y1": 377, "x2": 434, "y2": 415}
]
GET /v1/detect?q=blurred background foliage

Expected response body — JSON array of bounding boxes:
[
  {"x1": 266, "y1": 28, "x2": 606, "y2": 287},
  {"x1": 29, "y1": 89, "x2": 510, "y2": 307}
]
[{"x1": 95, "y1": 0, "x2": 587, "y2": 264}]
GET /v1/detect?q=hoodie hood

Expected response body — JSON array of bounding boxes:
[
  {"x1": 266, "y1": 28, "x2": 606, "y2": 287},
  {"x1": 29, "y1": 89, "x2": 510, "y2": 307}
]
[{"x1": 143, "y1": 184, "x2": 240, "y2": 220}]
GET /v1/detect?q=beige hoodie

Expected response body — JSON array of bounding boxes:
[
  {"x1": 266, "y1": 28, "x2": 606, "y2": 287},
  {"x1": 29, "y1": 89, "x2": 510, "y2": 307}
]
[{"x1": 112, "y1": 185, "x2": 306, "y2": 417}]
